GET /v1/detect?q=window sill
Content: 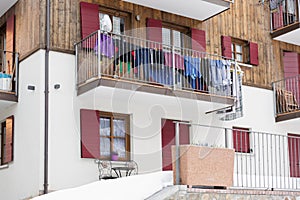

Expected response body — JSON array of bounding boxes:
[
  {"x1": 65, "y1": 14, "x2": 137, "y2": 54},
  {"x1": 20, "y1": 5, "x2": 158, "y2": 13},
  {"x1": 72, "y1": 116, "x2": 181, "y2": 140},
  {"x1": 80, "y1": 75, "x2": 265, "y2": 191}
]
[
  {"x1": 236, "y1": 62, "x2": 253, "y2": 68},
  {"x1": 0, "y1": 164, "x2": 9, "y2": 170}
]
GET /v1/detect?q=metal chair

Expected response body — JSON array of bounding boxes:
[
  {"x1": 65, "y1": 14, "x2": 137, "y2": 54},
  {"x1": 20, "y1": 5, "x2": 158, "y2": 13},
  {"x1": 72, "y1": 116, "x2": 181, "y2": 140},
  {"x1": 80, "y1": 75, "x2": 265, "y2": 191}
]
[
  {"x1": 126, "y1": 160, "x2": 138, "y2": 176},
  {"x1": 97, "y1": 160, "x2": 117, "y2": 180}
]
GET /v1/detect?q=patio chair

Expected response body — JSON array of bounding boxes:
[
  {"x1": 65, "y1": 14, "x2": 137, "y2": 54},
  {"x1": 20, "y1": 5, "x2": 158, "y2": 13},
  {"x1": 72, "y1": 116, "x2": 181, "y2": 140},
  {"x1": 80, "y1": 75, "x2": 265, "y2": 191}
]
[
  {"x1": 97, "y1": 160, "x2": 117, "y2": 180},
  {"x1": 126, "y1": 160, "x2": 138, "y2": 176}
]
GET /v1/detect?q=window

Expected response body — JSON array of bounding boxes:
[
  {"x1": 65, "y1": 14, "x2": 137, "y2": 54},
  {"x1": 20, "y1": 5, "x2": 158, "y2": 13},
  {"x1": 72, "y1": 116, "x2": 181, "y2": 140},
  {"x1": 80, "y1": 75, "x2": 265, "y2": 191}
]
[
  {"x1": 0, "y1": 116, "x2": 14, "y2": 165},
  {"x1": 162, "y1": 23, "x2": 189, "y2": 51},
  {"x1": 221, "y1": 36, "x2": 259, "y2": 66},
  {"x1": 231, "y1": 38, "x2": 248, "y2": 63},
  {"x1": 99, "y1": 7, "x2": 130, "y2": 35},
  {"x1": 80, "y1": 109, "x2": 130, "y2": 161},
  {"x1": 99, "y1": 112, "x2": 130, "y2": 160},
  {"x1": 232, "y1": 127, "x2": 251, "y2": 153}
]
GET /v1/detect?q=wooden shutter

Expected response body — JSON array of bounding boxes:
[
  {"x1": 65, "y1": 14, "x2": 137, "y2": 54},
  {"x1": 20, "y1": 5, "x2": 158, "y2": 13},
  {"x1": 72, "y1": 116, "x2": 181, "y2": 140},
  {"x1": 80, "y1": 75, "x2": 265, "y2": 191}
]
[
  {"x1": 288, "y1": 134, "x2": 300, "y2": 177},
  {"x1": 233, "y1": 127, "x2": 250, "y2": 153},
  {"x1": 161, "y1": 119, "x2": 189, "y2": 171},
  {"x1": 6, "y1": 15, "x2": 14, "y2": 75},
  {"x1": 283, "y1": 51, "x2": 299, "y2": 79},
  {"x1": 80, "y1": 2, "x2": 99, "y2": 48},
  {"x1": 146, "y1": 18, "x2": 162, "y2": 48},
  {"x1": 191, "y1": 28, "x2": 206, "y2": 52},
  {"x1": 1, "y1": 116, "x2": 14, "y2": 164},
  {"x1": 249, "y1": 42, "x2": 259, "y2": 66},
  {"x1": 221, "y1": 35, "x2": 232, "y2": 59},
  {"x1": 80, "y1": 109, "x2": 100, "y2": 158},
  {"x1": 80, "y1": 2, "x2": 99, "y2": 39}
]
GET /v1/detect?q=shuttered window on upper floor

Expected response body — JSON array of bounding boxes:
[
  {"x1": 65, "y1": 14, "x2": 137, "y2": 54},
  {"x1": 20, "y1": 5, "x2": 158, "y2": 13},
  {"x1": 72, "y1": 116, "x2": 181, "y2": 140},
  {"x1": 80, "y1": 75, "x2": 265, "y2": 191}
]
[{"x1": 221, "y1": 36, "x2": 259, "y2": 66}]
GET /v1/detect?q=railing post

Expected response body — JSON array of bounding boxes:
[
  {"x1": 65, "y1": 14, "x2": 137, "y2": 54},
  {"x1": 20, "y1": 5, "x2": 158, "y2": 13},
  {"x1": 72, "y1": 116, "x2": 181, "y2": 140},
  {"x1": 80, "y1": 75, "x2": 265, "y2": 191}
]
[
  {"x1": 272, "y1": 82, "x2": 277, "y2": 116},
  {"x1": 175, "y1": 121, "x2": 180, "y2": 185},
  {"x1": 75, "y1": 44, "x2": 78, "y2": 89},
  {"x1": 97, "y1": 30, "x2": 101, "y2": 79},
  {"x1": 172, "y1": 45, "x2": 176, "y2": 90},
  {"x1": 15, "y1": 52, "x2": 19, "y2": 96}
]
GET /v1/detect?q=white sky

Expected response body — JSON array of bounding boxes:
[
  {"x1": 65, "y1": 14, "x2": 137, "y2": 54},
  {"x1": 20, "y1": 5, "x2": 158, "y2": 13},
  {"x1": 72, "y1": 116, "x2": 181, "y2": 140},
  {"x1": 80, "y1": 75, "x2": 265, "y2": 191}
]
[{"x1": 0, "y1": 0, "x2": 18, "y2": 17}]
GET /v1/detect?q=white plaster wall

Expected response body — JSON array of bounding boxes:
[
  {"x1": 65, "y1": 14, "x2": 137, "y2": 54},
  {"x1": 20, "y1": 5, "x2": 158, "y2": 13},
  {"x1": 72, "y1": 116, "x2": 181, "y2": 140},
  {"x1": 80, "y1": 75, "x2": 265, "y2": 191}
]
[
  {"x1": 45, "y1": 52, "x2": 300, "y2": 191},
  {"x1": 0, "y1": 50, "x2": 45, "y2": 200}
]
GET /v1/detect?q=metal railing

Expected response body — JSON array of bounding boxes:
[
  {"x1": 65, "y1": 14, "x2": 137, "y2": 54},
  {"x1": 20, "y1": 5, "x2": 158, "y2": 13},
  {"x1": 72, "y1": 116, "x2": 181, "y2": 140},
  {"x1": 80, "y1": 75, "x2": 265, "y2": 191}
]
[
  {"x1": 0, "y1": 49, "x2": 19, "y2": 95},
  {"x1": 75, "y1": 30, "x2": 237, "y2": 98},
  {"x1": 270, "y1": 0, "x2": 298, "y2": 31},
  {"x1": 272, "y1": 75, "x2": 300, "y2": 115},
  {"x1": 174, "y1": 122, "x2": 300, "y2": 191}
]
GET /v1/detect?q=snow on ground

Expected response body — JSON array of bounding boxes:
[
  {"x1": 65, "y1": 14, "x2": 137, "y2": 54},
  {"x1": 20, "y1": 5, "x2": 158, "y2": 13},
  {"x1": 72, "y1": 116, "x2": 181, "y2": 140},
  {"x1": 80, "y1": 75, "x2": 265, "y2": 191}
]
[{"x1": 32, "y1": 171, "x2": 173, "y2": 200}]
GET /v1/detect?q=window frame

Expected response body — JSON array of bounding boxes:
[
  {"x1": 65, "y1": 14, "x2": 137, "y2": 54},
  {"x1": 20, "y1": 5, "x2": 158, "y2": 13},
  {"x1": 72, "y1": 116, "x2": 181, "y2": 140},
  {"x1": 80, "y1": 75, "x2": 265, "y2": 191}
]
[
  {"x1": 231, "y1": 38, "x2": 249, "y2": 63},
  {"x1": 232, "y1": 126, "x2": 252, "y2": 154},
  {"x1": 162, "y1": 22, "x2": 190, "y2": 50},
  {"x1": 0, "y1": 116, "x2": 14, "y2": 166},
  {"x1": 98, "y1": 6, "x2": 131, "y2": 35},
  {"x1": 98, "y1": 111, "x2": 130, "y2": 161}
]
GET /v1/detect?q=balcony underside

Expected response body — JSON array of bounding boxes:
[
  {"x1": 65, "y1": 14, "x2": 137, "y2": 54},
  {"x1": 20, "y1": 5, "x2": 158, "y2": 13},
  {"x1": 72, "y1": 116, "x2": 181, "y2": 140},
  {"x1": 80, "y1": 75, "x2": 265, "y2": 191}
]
[
  {"x1": 272, "y1": 22, "x2": 300, "y2": 46},
  {"x1": 276, "y1": 109, "x2": 300, "y2": 122},
  {"x1": 121, "y1": 0, "x2": 230, "y2": 21},
  {"x1": 77, "y1": 77, "x2": 235, "y2": 106},
  {"x1": 0, "y1": 91, "x2": 17, "y2": 112}
]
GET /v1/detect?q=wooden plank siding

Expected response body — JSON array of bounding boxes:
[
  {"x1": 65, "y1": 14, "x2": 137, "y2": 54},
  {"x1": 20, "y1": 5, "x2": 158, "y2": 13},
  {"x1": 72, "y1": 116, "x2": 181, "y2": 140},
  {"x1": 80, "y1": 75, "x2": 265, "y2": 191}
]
[{"x1": 1, "y1": 0, "x2": 300, "y2": 88}]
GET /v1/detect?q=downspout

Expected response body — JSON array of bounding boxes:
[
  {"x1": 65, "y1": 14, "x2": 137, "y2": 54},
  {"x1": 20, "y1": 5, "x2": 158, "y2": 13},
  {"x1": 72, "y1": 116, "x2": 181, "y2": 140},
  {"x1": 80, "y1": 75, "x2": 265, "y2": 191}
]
[{"x1": 44, "y1": 0, "x2": 50, "y2": 194}]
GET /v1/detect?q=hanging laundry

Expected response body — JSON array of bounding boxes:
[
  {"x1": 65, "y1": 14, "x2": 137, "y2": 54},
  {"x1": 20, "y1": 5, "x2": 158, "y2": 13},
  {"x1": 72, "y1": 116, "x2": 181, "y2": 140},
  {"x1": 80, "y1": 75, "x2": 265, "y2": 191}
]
[
  {"x1": 94, "y1": 33, "x2": 115, "y2": 58},
  {"x1": 184, "y1": 56, "x2": 202, "y2": 90}
]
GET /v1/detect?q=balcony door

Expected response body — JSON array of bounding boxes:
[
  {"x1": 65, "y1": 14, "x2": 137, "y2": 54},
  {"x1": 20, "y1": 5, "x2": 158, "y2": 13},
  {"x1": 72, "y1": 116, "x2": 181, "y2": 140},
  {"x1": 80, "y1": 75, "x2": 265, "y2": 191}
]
[
  {"x1": 161, "y1": 119, "x2": 189, "y2": 171},
  {"x1": 288, "y1": 133, "x2": 300, "y2": 177}
]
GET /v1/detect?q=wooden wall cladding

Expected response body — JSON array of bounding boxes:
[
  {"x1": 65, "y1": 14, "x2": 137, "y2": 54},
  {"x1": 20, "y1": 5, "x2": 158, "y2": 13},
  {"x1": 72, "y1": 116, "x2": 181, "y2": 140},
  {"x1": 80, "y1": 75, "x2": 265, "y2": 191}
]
[{"x1": 1, "y1": 0, "x2": 300, "y2": 88}]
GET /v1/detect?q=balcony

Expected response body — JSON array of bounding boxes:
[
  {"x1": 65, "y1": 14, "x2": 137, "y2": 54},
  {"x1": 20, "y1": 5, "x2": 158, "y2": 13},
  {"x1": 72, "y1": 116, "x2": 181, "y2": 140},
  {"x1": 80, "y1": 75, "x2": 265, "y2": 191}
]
[
  {"x1": 273, "y1": 75, "x2": 300, "y2": 122},
  {"x1": 75, "y1": 31, "x2": 240, "y2": 107},
  {"x1": 173, "y1": 122, "x2": 300, "y2": 191},
  {"x1": 0, "y1": 50, "x2": 18, "y2": 112},
  {"x1": 121, "y1": 0, "x2": 231, "y2": 21},
  {"x1": 270, "y1": 0, "x2": 300, "y2": 45}
]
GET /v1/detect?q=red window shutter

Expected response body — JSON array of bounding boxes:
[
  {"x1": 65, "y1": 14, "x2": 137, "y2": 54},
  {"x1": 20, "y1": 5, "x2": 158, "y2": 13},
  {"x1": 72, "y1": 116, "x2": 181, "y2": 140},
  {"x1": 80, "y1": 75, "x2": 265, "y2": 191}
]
[
  {"x1": 221, "y1": 35, "x2": 232, "y2": 59},
  {"x1": 249, "y1": 42, "x2": 259, "y2": 66},
  {"x1": 283, "y1": 52, "x2": 299, "y2": 79},
  {"x1": 80, "y1": 109, "x2": 100, "y2": 158},
  {"x1": 2, "y1": 116, "x2": 14, "y2": 164},
  {"x1": 161, "y1": 119, "x2": 189, "y2": 171},
  {"x1": 288, "y1": 134, "x2": 300, "y2": 177},
  {"x1": 80, "y1": 2, "x2": 99, "y2": 39},
  {"x1": 233, "y1": 127, "x2": 250, "y2": 153},
  {"x1": 6, "y1": 15, "x2": 15, "y2": 75},
  {"x1": 146, "y1": 18, "x2": 162, "y2": 48},
  {"x1": 191, "y1": 28, "x2": 206, "y2": 52}
]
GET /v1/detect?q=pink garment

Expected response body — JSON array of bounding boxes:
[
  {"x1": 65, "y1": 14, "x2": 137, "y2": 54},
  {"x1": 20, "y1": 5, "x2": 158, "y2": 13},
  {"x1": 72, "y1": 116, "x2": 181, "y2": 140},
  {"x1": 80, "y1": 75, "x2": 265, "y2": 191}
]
[{"x1": 164, "y1": 52, "x2": 185, "y2": 70}]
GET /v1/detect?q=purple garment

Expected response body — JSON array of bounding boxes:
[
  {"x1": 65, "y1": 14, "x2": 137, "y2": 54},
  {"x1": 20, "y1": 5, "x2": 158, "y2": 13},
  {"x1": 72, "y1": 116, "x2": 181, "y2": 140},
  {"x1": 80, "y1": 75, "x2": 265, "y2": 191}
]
[
  {"x1": 164, "y1": 52, "x2": 185, "y2": 70},
  {"x1": 94, "y1": 34, "x2": 115, "y2": 58}
]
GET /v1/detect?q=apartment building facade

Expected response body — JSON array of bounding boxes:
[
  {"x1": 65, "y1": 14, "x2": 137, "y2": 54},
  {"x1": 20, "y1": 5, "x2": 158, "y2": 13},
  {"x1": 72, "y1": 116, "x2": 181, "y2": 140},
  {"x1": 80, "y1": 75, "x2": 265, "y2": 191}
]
[{"x1": 0, "y1": 0, "x2": 300, "y2": 199}]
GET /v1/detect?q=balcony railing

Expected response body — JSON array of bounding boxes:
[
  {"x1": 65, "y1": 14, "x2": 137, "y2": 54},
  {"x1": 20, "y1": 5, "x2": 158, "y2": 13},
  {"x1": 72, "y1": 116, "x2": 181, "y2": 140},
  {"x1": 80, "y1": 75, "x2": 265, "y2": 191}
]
[
  {"x1": 272, "y1": 75, "x2": 300, "y2": 116},
  {"x1": 0, "y1": 49, "x2": 18, "y2": 95},
  {"x1": 270, "y1": 0, "x2": 299, "y2": 31},
  {"x1": 75, "y1": 30, "x2": 238, "y2": 99},
  {"x1": 174, "y1": 122, "x2": 300, "y2": 191}
]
